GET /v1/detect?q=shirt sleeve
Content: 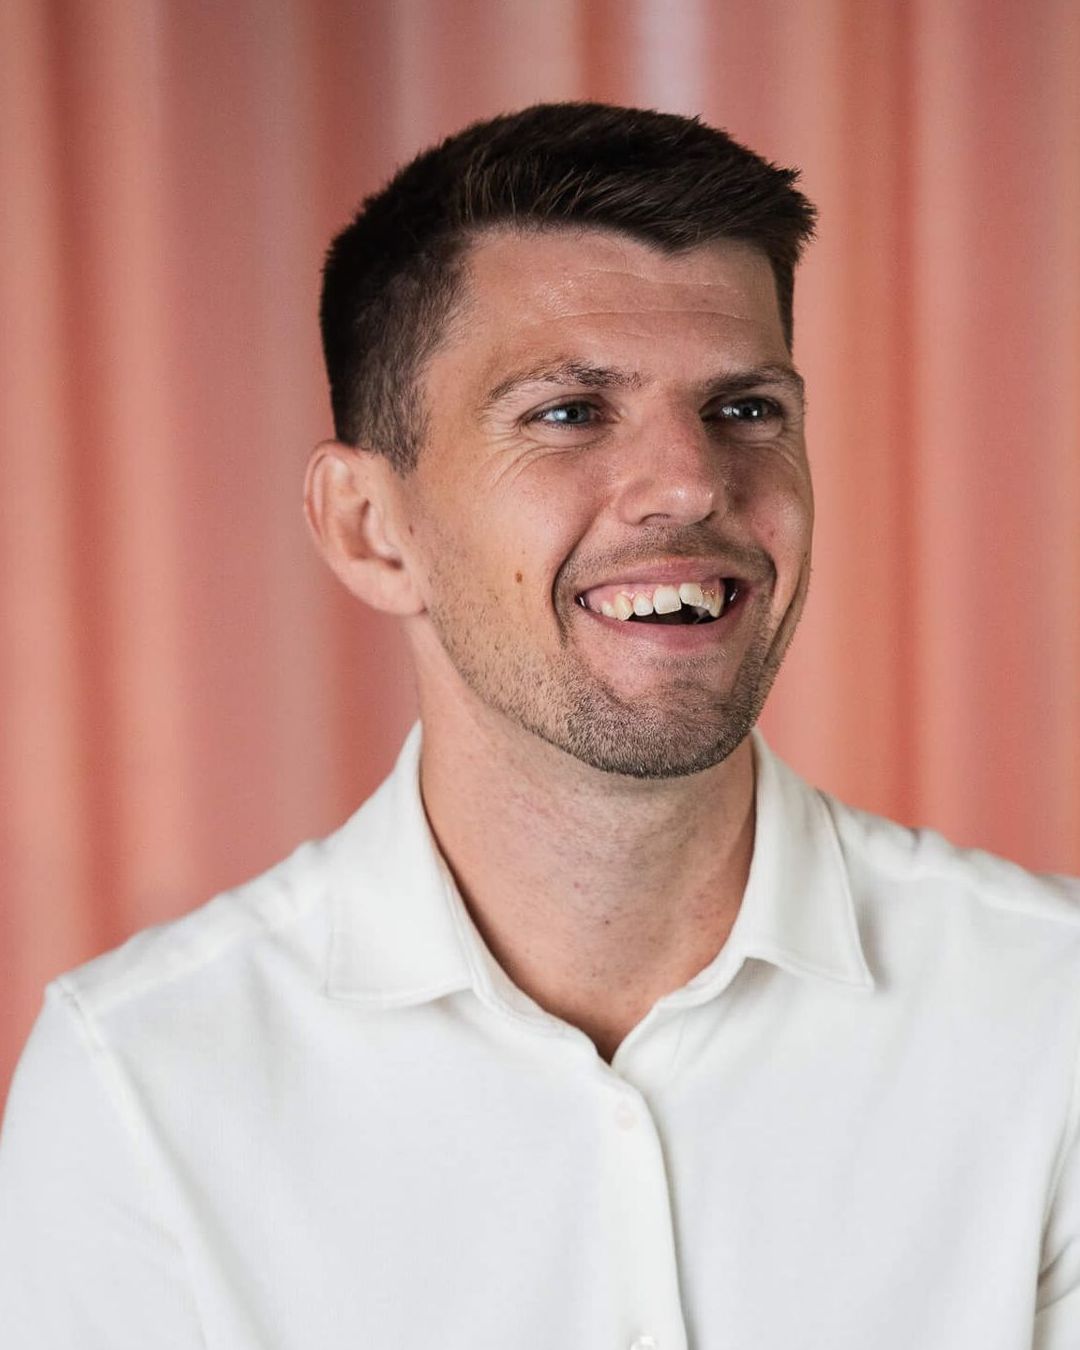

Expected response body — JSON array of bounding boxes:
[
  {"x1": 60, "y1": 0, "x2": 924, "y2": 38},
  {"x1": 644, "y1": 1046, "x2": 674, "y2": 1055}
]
[
  {"x1": 0, "y1": 983, "x2": 206, "y2": 1350},
  {"x1": 1035, "y1": 1048, "x2": 1080, "y2": 1348}
]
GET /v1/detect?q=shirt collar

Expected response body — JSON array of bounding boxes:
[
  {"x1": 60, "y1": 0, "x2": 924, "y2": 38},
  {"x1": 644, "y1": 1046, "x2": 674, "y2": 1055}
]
[
  {"x1": 324, "y1": 724, "x2": 875, "y2": 1006},
  {"x1": 325, "y1": 724, "x2": 474, "y2": 1006},
  {"x1": 699, "y1": 731, "x2": 876, "y2": 996}
]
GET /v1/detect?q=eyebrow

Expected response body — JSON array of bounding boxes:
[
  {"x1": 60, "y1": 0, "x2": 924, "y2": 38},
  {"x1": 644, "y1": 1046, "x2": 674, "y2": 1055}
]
[
  {"x1": 480, "y1": 359, "x2": 805, "y2": 414},
  {"x1": 703, "y1": 364, "x2": 806, "y2": 404},
  {"x1": 481, "y1": 360, "x2": 644, "y2": 413}
]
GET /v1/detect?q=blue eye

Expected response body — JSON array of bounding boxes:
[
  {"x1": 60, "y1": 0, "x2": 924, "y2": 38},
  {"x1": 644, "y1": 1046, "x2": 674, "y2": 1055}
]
[{"x1": 533, "y1": 402, "x2": 597, "y2": 426}]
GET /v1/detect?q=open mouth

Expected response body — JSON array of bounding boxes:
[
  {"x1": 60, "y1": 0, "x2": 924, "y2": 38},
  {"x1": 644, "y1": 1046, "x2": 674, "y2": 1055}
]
[{"x1": 575, "y1": 578, "x2": 741, "y2": 625}]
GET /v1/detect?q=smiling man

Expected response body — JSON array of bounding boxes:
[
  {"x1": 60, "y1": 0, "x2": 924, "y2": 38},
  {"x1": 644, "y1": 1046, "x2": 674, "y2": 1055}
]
[{"x1": 2, "y1": 104, "x2": 1079, "y2": 1350}]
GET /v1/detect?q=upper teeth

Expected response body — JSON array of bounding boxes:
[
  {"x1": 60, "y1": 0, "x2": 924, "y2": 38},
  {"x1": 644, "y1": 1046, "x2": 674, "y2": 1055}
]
[{"x1": 594, "y1": 581, "x2": 726, "y2": 621}]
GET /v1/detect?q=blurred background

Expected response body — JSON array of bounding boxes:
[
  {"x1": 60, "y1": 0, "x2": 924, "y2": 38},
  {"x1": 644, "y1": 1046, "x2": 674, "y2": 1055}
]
[{"x1": 2, "y1": 0, "x2": 1078, "y2": 1107}]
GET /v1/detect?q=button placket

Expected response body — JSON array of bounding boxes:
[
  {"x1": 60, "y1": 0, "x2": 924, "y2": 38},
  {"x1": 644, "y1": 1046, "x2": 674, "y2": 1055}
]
[{"x1": 601, "y1": 1080, "x2": 688, "y2": 1350}]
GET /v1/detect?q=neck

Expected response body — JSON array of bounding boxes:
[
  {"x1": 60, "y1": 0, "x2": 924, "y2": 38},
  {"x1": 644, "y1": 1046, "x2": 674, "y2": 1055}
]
[{"x1": 417, "y1": 694, "x2": 756, "y2": 1062}]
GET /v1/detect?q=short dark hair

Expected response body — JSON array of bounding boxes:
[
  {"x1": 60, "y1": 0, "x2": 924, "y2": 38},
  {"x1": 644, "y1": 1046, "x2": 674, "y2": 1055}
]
[{"x1": 320, "y1": 102, "x2": 817, "y2": 472}]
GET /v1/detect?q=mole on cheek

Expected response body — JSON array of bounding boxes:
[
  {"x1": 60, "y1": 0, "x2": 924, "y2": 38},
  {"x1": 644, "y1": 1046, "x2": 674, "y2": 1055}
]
[{"x1": 515, "y1": 571, "x2": 523, "y2": 583}]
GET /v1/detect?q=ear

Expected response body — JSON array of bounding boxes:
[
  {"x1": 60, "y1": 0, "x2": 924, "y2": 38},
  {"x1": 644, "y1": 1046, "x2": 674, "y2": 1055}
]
[{"x1": 303, "y1": 441, "x2": 423, "y2": 616}]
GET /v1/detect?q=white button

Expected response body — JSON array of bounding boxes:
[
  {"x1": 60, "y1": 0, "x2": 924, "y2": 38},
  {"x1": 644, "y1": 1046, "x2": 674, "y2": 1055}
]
[
  {"x1": 614, "y1": 1100, "x2": 638, "y2": 1130},
  {"x1": 630, "y1": 1337, "x2": 658, "y2": 1350}
]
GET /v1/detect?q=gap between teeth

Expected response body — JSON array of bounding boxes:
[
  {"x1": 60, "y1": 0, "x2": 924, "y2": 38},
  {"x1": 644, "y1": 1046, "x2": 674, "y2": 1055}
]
[{"x1": 598, "y1": 582, "x2": 725, "y2": 621}]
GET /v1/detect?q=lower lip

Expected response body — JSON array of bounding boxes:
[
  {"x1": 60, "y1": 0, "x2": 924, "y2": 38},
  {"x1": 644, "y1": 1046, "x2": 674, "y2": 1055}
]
[{"x1": 573, "y1": 586, "x2": 751, "y2": 650}]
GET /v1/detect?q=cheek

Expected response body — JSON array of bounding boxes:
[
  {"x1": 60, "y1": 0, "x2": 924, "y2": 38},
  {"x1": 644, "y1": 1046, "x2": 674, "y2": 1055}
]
[
  {"x1": 422, "y1": 513, "x2": 541, "y2": 619},
  {"x1": 498, "y1": 464, "x2": 599, "y2": 572},
  {"x1": 416, "y1": 452, "x2": 601, "y2": 607},
  {"x1": 744, "y1": 471, "x2": 813, "y2": 559},
  {"x1": 518, "y1": 454, "x2": 600, "y2": 524}
]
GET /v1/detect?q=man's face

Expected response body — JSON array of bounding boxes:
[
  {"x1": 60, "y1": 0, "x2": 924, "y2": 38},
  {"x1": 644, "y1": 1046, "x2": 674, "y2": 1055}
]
[{"x1": 394, "y1": 227, "x2": 813, "y2": 778}]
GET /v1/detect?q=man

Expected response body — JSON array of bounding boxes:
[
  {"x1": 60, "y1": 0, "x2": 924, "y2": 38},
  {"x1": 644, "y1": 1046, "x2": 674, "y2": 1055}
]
[{"x1": 1, "y1": 103, "x2": 1078, "y2": 1349}]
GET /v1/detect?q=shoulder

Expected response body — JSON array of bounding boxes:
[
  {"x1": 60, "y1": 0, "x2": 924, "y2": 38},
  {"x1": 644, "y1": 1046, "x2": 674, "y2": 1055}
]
[
  {"x1": 35, "y1": 728, "x2": 424, "y2": 1073},
  {"x1": 811, "y1": 792, "x2": 1080, "y2": 1082},
  {"x1": 826, "y1": 792, "x2": 1080, "y2": 925},
  {"x1": 56, "y1": 828, "x2": 342, "y2": 1032}
]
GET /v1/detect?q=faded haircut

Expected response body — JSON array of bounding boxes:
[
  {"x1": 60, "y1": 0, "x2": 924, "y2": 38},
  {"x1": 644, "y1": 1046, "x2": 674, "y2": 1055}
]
[{"x1": 320, "y1": 102, "x2": 817, "y2": 473}]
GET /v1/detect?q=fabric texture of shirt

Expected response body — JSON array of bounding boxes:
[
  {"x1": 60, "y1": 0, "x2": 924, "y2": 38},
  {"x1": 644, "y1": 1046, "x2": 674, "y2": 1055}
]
[{"x1": 2, "y1": 726, "x2": 1079, "y2": 1349}]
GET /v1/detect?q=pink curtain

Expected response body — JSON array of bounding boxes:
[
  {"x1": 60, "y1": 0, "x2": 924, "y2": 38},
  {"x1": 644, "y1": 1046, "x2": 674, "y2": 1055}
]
[{"x1": 2, "y1": 0, "x2": 1077, "y2": 1104}]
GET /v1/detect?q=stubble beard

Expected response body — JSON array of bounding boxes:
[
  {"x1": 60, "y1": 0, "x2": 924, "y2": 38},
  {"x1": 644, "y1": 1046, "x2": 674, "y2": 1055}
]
[
  {"x1": 425, "y1": 579, "x2": 791, "y2": 780},
  {"x1": 559, "y1": 624, "x2": 781, "y2": 778}
]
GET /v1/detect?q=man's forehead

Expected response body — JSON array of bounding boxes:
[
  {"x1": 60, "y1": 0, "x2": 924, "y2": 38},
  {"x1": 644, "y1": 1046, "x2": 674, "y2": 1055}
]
[
  {"x1": 432, "y1": 229, "x2": 788, "y2": 407},
  {"x1": 417, "y1": 227, "x2": 793, "y2": 432},
  {"x1": 459, "y1": 226, "x2": 779, "y2": 322}
]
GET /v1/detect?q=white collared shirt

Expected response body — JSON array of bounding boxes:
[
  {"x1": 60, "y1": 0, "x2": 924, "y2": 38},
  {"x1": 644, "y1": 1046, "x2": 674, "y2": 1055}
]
[{"x1": 2, "y1": 728, "x2": 1079, "y2": 1349}]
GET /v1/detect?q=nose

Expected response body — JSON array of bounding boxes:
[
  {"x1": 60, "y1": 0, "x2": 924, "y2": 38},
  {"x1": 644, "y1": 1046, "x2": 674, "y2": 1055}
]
[{"x1": 613, "y1": 413, "x2": 722, "y2": 527}]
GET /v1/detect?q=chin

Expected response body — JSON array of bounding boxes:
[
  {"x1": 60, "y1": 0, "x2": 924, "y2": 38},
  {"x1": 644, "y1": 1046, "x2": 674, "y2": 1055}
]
[{"x1": 547, "y1": 693, "x2": 761, "y2": 780}]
